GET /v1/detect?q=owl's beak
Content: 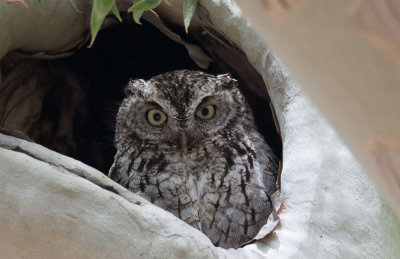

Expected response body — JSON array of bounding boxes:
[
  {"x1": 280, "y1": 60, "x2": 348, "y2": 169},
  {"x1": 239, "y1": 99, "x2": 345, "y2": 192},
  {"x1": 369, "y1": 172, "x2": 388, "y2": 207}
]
[{"x1": 180, "y1": 133, "x2": 188, "y2": 154}]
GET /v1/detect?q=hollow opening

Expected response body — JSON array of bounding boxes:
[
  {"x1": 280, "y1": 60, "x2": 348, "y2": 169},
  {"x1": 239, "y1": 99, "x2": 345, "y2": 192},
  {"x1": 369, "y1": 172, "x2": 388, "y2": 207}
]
[{"x1": 0, "y1": 14, "x2": 282, "y2": 248}]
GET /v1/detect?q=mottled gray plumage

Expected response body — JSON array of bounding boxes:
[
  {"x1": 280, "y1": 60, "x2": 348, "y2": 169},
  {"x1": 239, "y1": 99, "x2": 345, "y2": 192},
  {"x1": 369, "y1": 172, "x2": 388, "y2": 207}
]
[{"x1": 109, "y1": 70, "x2": 278, "y2": 248}]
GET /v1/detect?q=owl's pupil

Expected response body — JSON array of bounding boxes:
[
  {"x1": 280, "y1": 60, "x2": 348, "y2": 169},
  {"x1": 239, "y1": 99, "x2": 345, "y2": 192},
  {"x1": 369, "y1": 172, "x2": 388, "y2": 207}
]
[
  {"x1": 153, "y1": 113, "x2": 161, "y2": 121},
  {"x1": 201, "y1": 108, "x2": 209, "y2": 116}
]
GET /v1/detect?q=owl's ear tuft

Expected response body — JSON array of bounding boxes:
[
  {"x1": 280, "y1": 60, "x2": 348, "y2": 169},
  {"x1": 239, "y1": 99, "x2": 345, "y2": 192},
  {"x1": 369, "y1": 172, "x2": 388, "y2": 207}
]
[
  {"x1": 217, "y1": 73, "x2": 238, "y2": 89},
  {"x1": 124, "y1": 79, "x2": 146, "y2": 97},
  {"x1": 217, "y1": 73, "x2": 232, "y2": 80}
]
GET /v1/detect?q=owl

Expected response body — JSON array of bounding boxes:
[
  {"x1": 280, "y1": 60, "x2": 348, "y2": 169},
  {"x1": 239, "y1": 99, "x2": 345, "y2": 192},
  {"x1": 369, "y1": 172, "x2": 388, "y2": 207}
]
[{"x1": 109, "y1": 70, "x2": 278, "y2": 248}]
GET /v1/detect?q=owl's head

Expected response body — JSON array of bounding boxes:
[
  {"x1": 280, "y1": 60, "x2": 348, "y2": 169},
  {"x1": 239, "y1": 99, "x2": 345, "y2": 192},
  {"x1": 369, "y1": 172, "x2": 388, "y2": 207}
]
[{"x1": 115, "y1": 70, "x2": 248, "y2": 153}]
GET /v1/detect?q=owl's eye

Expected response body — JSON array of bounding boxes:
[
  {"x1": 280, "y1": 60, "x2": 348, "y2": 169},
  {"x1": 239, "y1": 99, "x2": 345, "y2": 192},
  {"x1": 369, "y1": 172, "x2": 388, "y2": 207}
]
[
  {"x1": 147, "y1": 109, "x2": 167, "y2": 126},
  {"x1": 196, "y1": 105, "x2": 215, "y2": 120}
]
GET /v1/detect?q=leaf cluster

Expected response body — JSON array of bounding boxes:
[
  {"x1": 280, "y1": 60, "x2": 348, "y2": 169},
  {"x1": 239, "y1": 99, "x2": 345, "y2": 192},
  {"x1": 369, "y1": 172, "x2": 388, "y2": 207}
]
[
  {"x1": 35, "y1": 0, "x2": 198, "y2": 47},
  {"x1": 89, "y1": 0, "x2": 199, "y2": 47}
]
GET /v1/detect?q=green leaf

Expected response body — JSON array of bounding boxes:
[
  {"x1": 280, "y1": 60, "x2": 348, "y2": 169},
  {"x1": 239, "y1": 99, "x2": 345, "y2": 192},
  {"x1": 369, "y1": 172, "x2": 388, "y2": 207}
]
[
  {"x1": 132, "y1": 10, "x2": 144, "y2": 24},
  {"x1": 69, "y1": 0, "x2": 83, "y2": 14},
  {"x1": 36, "y1": 0, "x2": 43, "y2": 8},
  {"x1": 128, "y1": 0, "x2": 161, "y2": 25},
  {"x1": 89, "y1": 0, "x2": 115, "y2": 47},
  {"x1": 36, "y1": 0, "x2": 45, "y2": 12},
  {"x1": 111, "y1": 2, "x2": 122, "y2": 22},
  {"x1": 182, "y1": 0, "x2": 198, "y2": 33},
  {"x1": 163, "y1": 0, "x2": 171, "y2": 6},
  {"x1": 128, "y1": 0, "x2": 161, "y2": 12}
]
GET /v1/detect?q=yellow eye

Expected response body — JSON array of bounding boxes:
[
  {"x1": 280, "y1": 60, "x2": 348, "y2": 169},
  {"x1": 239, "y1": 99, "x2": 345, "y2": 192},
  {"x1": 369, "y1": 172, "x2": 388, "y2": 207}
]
[
  {"x1": 147, "y1": 109, "x2": 167, "y2": 126},
  {"x1": 196, "y1": 105, "x2": 215, "y2": 120}
]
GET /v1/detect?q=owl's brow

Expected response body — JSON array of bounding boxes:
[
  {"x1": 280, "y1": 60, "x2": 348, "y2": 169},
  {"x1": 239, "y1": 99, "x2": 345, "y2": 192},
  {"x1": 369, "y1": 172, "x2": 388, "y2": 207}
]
[
  {"x1": 145, "y1": 101, "x2": 163, "y2": 109},
  {"x1": 196, "y1": 96, "x2": 215, "y2": 108}
]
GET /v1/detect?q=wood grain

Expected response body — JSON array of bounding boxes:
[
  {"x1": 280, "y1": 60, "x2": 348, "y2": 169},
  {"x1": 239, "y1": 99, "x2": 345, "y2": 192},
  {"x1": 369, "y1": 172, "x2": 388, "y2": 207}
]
[{"x1": 236, "y1": 0, "x2": 400, "y2": 218}]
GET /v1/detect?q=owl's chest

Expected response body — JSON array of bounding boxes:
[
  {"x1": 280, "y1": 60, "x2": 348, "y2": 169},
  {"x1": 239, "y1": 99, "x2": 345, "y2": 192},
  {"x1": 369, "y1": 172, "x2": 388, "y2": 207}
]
[
  {"x1": 125, "y1": 136, "x2": 267, "y2": 233},
  {"x1": 130, "y1": 134, "x2": 259, "y2": 193},
  {"x1": 144, "y1": 145, "x2": 222, "y2": 190},
  {"x1": 130, "y1": 143, "x2": 229, "y2": 198},
  {"x1": 126, "y1": 146, "x2": 220, "y2": 225}
]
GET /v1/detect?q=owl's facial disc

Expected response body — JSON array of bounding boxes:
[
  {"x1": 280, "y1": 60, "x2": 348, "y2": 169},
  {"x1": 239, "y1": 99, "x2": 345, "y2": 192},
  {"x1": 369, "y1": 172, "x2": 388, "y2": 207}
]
[
  {"x1": 143, "y1": 102, "x2": 220, "y2": 154},
  {"x1": 118, "y1": 70, "x2": 244, "y2": 154},
  {"x1": 178, "y1": 104, "x2": 216, "y2": 155}
]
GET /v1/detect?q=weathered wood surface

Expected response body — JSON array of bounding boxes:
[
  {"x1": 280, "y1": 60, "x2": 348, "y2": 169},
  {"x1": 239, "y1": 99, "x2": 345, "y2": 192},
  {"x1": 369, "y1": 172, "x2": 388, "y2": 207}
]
[
  {"x1": 236, "y1": 0, "x2": 400, "y2": 219},
  {"x1": 0, "y1": 133, "x2": 224, "y2": 258},
  {"x1": 0, "y1": 0, "x2": 89, "y2": 59}
]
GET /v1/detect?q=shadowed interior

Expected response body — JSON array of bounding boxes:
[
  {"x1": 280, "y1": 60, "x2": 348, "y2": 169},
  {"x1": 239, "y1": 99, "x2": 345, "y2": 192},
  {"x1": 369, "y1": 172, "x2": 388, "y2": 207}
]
[{"x1": 0, "y1": 16, "x2": 281, "y2": 174}]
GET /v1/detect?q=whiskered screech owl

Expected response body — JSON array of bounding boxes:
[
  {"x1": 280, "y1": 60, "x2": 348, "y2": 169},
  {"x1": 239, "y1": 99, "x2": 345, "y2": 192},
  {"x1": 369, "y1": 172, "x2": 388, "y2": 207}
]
[{"x1": 109, "y1": 70, "x2": 278, "y2": 248}]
